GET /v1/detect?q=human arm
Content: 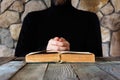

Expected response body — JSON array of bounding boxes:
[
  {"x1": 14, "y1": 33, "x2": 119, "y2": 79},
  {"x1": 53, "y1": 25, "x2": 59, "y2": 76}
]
[
  {"x1": 15, "y1": 12, "x2": 46, "y2": 57},
  {"x1": 86, "y1": 13, "x2": 103, "y2": 57}
]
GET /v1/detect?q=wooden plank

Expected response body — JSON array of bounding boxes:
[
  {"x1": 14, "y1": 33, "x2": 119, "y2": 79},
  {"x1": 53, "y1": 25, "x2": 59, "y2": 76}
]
[
  {"x1": 10, "y1": 63, "x2": 48, "y2": 80},
  {"x1": 0, "y1": 61, "x2": 25, "y2": 80},
  {"x1": 0, "y1": 57, "x2": 15, "y2": 65},
  {"x1": 71, "y1": 63, "x2": 118, "y2": 80},
  {"x1": 43, "y1": 63, "x2": 79, "y2": 80},
  {"x1": 96, "y1": 62, "x2": 120, "y2": 80},
  {"x1": 96, "y1": 57, "x2": 120, "y2": 62},
  {"x1": 14, "y1": 57, "x2": 25, "y2": 61}
]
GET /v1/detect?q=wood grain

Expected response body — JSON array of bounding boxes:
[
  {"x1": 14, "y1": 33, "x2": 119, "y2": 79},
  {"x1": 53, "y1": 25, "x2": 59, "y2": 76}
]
[
  {"x1": 43, "y1": 63, "x2": 79, "y2": 80},
  {"x1": 96, "y1": 62, "x2": 120, "y2": 80},
  {"x1": 0, "y1": 57, "x2": 15, "y2": 65},
  {"x1": 71, "y1": 63, "x2": 117, "y2": 80},
  {"x1": 0, "y1": 61, "x2": 25, "y2": 80},
  {"x1": 0, "y1": 57, "x2": 120, "y2": 80},
  {"x1": 10, "y1": 63, "x2": 48, "y2": 80}
]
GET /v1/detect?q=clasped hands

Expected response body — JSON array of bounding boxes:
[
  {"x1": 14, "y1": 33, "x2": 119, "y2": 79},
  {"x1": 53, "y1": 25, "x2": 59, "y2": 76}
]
[{"x1": 46, "y1": 37, "x2": 70, "y2": 51}]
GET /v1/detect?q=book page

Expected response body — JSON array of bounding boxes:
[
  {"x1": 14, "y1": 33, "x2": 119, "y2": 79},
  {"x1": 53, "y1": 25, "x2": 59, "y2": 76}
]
[
  {"x1": 27, "y1": 50, "x2": 92, "y2": 56},
  {"x1": 27, "y1": 50, "x2": 59, "y2": 55},
  {"x1": 59, "y1": 51, "x2": 92, "y2": 54}
]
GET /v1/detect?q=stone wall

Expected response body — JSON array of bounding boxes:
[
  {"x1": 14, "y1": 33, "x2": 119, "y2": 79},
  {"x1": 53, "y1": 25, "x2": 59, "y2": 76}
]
[{"x1": 0, "y1": 0, "x2": 120, "y2": 57}]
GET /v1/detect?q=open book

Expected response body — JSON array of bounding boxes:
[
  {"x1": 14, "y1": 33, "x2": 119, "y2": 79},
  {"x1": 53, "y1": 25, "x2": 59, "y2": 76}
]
[{"x1": 25, "y1": 50, "x2": 95, "y2": 63}]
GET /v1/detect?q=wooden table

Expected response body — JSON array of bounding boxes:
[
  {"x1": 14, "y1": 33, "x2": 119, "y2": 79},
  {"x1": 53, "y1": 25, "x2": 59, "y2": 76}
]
[{"x1": 0, "y1": 57, "x2": 120, "y2": 80}]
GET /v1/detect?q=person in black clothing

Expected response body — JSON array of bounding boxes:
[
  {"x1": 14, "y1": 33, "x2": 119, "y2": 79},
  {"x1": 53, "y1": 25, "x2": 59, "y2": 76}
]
[{"x1": 15, "y1": 0, "x2": 103, "y2": 57}]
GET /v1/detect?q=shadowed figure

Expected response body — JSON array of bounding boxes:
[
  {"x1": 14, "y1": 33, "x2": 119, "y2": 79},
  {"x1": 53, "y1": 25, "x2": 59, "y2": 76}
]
[{"x1": 15, "y1": 0, "x2": 103, "y2": 57}]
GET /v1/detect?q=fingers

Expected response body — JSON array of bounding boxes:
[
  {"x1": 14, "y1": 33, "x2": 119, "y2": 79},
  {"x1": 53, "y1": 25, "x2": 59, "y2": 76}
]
[
  {"x1": 58, "y1": 37, "x2": 66, "y2": 42},
  {"x1": 53, "y1": 37, "x2": 60, "y2": 41},
  {"x1": 47, "y1": 45, "x2": 69, "y2": 51},
  {"x1": 46, "y1": 37, "x2": 70, "y2": 51},
  {"x1": 51, "y1": 37, "x2": 69, "y2": 47}
]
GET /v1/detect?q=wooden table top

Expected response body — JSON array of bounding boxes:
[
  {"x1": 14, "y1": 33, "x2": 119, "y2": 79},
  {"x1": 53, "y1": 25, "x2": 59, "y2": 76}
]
[{"x1": 0, "y1": 57, "x2": 120, "y2": 80}]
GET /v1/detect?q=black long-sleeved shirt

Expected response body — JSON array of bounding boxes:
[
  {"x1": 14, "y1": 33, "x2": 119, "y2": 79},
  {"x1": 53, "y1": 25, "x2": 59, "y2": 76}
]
[{"x1": 15, "y1": 4, "x2": 103, "y2": 57}]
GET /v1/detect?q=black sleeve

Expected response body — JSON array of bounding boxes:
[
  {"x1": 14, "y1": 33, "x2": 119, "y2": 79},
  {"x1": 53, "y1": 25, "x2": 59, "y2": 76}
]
[
  {"x1": 87, "y1": 13, "x2": 103, "y2": 57},
  {"x1": 15, "y1": 13, "x2": 43, "y2": 57}
]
